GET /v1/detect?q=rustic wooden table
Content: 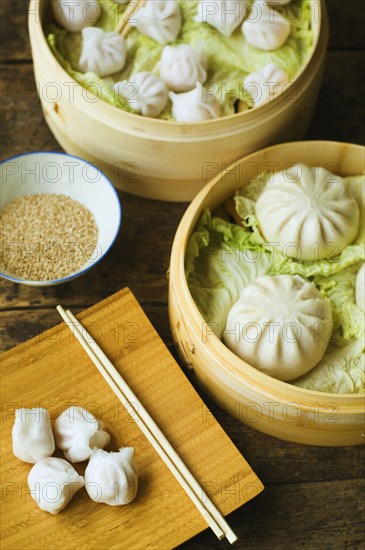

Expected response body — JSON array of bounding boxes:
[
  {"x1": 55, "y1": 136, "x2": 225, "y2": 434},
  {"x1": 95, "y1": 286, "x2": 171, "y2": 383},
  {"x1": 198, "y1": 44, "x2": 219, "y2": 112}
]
[{"x1": 1, "y1": 2, "x2": 364, "y2": 549}]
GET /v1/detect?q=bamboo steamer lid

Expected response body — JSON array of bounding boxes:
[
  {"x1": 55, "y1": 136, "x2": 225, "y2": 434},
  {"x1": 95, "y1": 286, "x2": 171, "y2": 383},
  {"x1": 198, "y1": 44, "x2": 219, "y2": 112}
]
[
  {"x1": 168, "y1": 141, "x2": 365, "y2": 446},
  {"x1": 29, "y1": 1, "x2": 328, "y2": 201}
]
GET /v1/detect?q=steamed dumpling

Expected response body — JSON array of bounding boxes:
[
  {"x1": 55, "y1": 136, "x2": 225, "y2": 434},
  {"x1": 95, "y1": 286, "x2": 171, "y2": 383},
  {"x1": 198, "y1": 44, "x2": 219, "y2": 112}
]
[
  {"x1": 242, "y1": 2, "x2": 291, "y2": 50},
  {"x1": 113, "y1": 72, "x2": 168, "y2": 117},
  {"x1": 52, "y1": 0, "x2": 101, "y2": 32},
  {"x1": 79, "y1": 28, "x2": 127, "y2": 77},
  {"x1": 243, "y1": 63, "x2": 289, "y2": 107},
  {"x1": 28, "y1": 457, "x2": 85, "y2": 514},
  {"x1": 85, "y1": 448, "x2": 139, "y2": 506},
  {"x1": 170, "y1": 82, "x2": 221, "y2": 122},
  {"x1": 195, "y1": 0, "x2": 249, "y2": 37},
  {"x1": 224, "y1": 275, "x2": 333, "y2": 381},
  {"x1": 356, "y1": 264, "x2": 365, "y2": 310},
  {"x1": 255, "y1": 164, "x2": 360, "y2": 260},
  {"x1": 12, "y1": 408, "x2": 55, "y2": 464},
  {"x1": 160, "y1": 44, "x2": 208, "y2": 92},
  {"x1": 130, "y1": 0, "x2": 181, "y2": 44},
  {"x1": 54, "y1": 406, "x2": 110, "y2": 463}
]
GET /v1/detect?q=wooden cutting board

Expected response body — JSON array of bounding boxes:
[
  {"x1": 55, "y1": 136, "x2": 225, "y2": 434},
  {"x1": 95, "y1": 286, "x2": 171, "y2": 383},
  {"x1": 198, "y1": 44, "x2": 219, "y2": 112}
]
[{"x1": 0, "y1": 288, "x2": 263, "y2": 550}]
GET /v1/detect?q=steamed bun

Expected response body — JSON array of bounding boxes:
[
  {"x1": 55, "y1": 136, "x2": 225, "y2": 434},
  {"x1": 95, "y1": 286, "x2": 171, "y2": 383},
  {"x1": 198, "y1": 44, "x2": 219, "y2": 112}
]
[
  {"x1": 54, "y1": 406, "x2": 110, "y2": 463},
  {"x1": 195, "y1": 0, "x2": 249, "y2": 37},
  {"x1": 28, "y1": 457, "x2": 84, "y2": 514},
  {"x1": 242, "y1": 2, "x2": 291, "y2": 51},
  {"x1": 79, "y1": 28, "x2": 127, "y2": 77},
  {"x1": 52, "y1": 0, "x2": 101, "y2": 32},
  {"x1": 85, "y1": 448, "x2": 138, "y2": 506},
  {"x1": 159, "y1": 44, "x2": 207, "y2": 92},
  {"x1": 12, "y1": 408, "x2": 55, "y2": 463},
  {"x1": 255, "y1": 164, "x2": 359, "y2": 261},
  {"x1": 129, "y1": 0, "x2": 182, "y2": 44},
  {"x1": 224, "y1": 274, "x2": 333, "y2": 381}
]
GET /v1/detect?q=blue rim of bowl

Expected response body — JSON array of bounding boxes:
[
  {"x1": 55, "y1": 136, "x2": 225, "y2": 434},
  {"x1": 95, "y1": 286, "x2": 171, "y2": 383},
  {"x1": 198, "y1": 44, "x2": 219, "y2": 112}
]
[{"x1": 0, "y1": 151, "x2": 122, "y2": 286}]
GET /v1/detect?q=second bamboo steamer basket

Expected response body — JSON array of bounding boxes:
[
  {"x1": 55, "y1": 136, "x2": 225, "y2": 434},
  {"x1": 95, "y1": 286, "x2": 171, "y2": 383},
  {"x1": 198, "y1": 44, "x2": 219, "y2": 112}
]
[
  {"x1": 168, "y1": 141, "x2": 365, "y2": 446},
  {"x1": 29, "y1": 1, "x2": 327, "y2": 201}
]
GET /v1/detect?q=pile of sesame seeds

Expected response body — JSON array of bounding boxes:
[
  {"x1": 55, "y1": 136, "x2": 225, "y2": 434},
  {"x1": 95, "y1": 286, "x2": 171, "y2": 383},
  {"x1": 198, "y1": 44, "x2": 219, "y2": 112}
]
[{"x1": 0, "y1": 194, "x2": 99, "y2": 281}]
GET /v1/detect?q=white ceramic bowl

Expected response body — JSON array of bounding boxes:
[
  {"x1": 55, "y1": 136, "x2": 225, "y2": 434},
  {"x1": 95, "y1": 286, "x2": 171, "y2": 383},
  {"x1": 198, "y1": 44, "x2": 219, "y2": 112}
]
[{"x1": 0, "y1": 152, "x2": 121, "y2": 286}]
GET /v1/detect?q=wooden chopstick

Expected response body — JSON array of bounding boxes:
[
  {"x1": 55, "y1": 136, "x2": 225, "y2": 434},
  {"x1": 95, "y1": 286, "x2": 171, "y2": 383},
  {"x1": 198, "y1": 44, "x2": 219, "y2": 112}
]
[
  {"x1": 56, "y1": 306, "x2": 238, "y2": 544},
  {"x1": 116, "y1": 0, "x2": 146, "y2": 36}
]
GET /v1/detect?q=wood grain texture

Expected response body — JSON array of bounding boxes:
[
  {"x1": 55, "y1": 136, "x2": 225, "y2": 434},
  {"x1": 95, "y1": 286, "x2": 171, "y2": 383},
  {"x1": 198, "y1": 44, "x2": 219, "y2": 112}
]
[
  {"x1": 0, "y1": 288, "x2": 263, "y2": 550},
  {"x1": 172, "y1": 479, "x2": 365, "y2": 550},
  {"x1": 1, "y1": 1, "x2": 365, "y2": 548}
]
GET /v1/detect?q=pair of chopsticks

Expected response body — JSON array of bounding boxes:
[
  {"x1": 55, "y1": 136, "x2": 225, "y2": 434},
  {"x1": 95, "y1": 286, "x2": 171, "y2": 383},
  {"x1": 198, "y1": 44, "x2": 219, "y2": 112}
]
[
  {"x1": 56, "y1": 306, "x2": 238, "y2": 544},
  {"x1": 116, "y1": 0, "x2": 146, "y2": 36}
]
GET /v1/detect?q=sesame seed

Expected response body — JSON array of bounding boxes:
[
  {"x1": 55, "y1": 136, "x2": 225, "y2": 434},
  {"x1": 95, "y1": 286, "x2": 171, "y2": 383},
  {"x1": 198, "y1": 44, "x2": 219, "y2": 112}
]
[{"x1": 0, "y1": 194, "x2": 98, "y2": 281}]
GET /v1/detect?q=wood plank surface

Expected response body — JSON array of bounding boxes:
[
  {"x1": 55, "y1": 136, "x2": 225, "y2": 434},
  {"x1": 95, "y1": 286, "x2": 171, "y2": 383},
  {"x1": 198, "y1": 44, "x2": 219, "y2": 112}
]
[
  {"x1": 173, "y1": 479, "x2": 365, "y2": 550},
  {"x1": 1, "y1": 289, "x2": 263, "y2": 550},
  {"x1": 1, "y1": 0, "x2": 364, "y2": 549}
]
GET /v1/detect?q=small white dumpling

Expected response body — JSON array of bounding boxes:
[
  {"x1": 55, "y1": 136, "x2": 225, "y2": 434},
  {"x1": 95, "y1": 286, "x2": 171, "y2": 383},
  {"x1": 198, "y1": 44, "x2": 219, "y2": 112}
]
[
  {"x1": 52, "y1": 0, "x2": 101, "y2": 32},
  {"x1": 242, "y1": 2, "x2": 291, "y2": 50},
  {"x1": 54, "y1": 406, "x2": 110, "y2": 463},
  {"x1": 255, "y1": 164, "x2": 360, "y2": 261},
  {"x1": 12, "y1": 408, "x2": 55, "y2": 464},
  {"x1": 170, "y1": 82, "x2": 221, "y2": 122},
  {"x1": 130, "y1": 0, "x2": 182, "y2": 44},
  {"x1": 79, "y1": 28, "x2": 127, "y2": 77},
  {"x1": 160, "y1": 44, "x2": 208, "y2": 92},
  {"x1": 85, "y1": 448, "x2": 138, "y2": 506},
  {"x1": 356, "y1": 264, "x2": 365, "y2": 310},
  {"x1": 28, "y1": 457, "x2": 85, "y2": 514},
  {"x1": 244, "y1": 63, "x2": 289, "y2": 107},
  {"x1": 224, "y1": 275, "x2": 333, "y2": 381},
  {"x1": 195, "y1": 0, "x2": 250, "y2": 37},
  {"x1": 113, "y1": 72, "x2": 168, "y2": 117}
]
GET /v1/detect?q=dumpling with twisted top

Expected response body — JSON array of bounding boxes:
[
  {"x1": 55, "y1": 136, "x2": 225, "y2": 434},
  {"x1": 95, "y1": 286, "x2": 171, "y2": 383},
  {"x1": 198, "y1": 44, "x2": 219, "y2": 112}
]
[
  {"x1": 255, "y1": 164, "x2": 360, "y2": 260},
  {"x1": 160, "y1": 44, "x2": 208, "y2": 92},
  {"x1": 54, "y1": 406, "x2": 110, "y2": 463},
  {"x1": 242, "y1": 2, "x2": 291, "y2": 50},
  {"x1": 28, "y1": 457, "x2": 85, "y2": 514},
  {"x1": 52, "y1": 0, "x2": 101, "y2": 32},
  {"x1": 170, "y1": 83, "x2": 221, "y2": 122},
  {"x1": 130, "y1": 0, "x2": 182, "y2": 44},
  {"x1": 12, "y1": 408, "x2": 55, "y2": 464},
  {"x1": 85, "y1": 448, "x2": 139, "y2": 505},
  {"x1": 244, "y1": 63, "x2": 289, "y2": 107},
  {"x1": 224, "y1": 275, "x2": 333, "y2": 381},
  {"x1": 195, "y1": 0, "x2": 250, "y2": 37},
  {"x1": 113, "y1": 72, "x2": 168, "y2": 117},
  {"x1": 79, "y1": 28, "x2": 127, "y2": 77}
]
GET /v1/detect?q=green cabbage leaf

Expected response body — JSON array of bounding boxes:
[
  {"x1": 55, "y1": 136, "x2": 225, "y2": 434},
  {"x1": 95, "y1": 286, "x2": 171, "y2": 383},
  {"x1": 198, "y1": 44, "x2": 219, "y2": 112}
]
[
  {"x1": 185, "y1": 175, "x2": 365, "y2": 393},
  {"x1": 46, "y1": 0, "x2": 313, "y2": 119}
]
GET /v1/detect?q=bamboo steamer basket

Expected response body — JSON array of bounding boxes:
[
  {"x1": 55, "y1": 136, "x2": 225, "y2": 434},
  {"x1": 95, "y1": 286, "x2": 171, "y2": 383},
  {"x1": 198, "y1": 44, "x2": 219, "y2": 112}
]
[
  {"x1": 29, "y1": 1, "x2": 327, "y2": 201},
  {"x1": 168, "y1": 141, "x2": 365, "y2": 446}
]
